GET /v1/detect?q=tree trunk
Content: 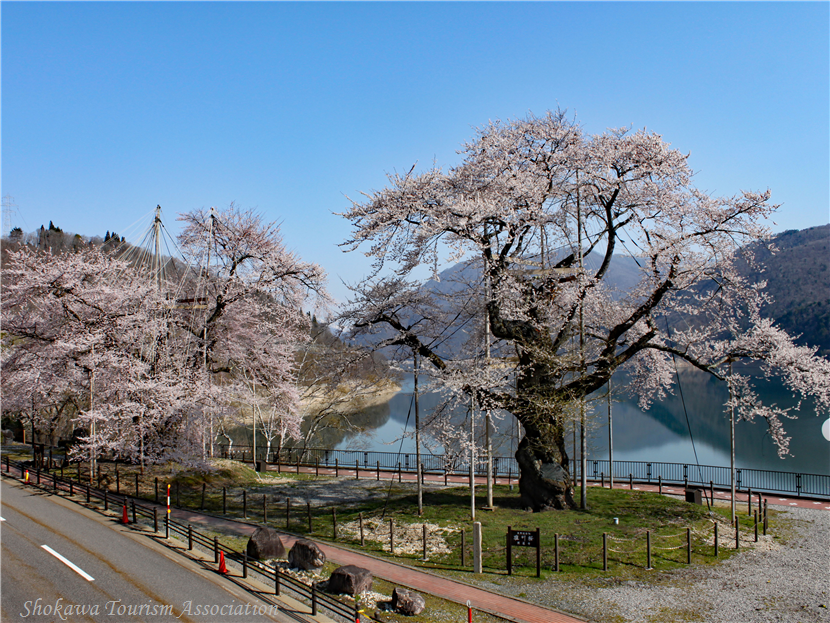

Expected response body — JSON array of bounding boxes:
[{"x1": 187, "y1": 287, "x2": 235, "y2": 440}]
[{"x1": 515, "y1": 430, "x2": 575, "y2": 511}]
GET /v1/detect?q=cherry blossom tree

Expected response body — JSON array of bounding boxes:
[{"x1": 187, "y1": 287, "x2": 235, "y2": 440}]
[{"x1": 340, "y1": 110, "x2": 830, "y2": 511}]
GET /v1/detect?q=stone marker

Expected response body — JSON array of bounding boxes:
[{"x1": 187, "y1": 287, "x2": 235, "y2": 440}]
[
  {"x1": 288, "y1": 539, "x2": 326, "y2": 573},
  {"x1": 327, "y1": 565, "x2": 373, "y2": 596},
  {"x1": 391, "y1": 587, "x2": 426, "y2": 616},
  {"x1": 246, "y1": 526, "x2": 287, "y2": 561}
]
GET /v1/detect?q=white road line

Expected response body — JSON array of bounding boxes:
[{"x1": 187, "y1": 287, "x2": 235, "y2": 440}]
[
  {"x1": 0, "y1": 517, "x2": 5, "y2": 521},
  {"x1": 41, "y1": 545, "x2": 95, "y2": 581}
]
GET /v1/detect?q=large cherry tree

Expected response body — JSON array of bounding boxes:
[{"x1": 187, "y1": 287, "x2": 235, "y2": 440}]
[{"x1": 341, "y1": 111, "x2": 830, "y2": 511}]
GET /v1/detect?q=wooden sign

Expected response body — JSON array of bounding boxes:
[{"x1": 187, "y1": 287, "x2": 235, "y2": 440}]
[{"x1": 506, "y1": 526, "x2": 541, "y2": 577}]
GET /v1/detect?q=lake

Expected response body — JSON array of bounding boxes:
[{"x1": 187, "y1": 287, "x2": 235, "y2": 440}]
[{"x1": 334, "y1": 365, "x2": 830, "y2": 477}]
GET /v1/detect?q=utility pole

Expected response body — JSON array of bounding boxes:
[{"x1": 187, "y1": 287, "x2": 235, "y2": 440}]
[
  {"x1": 608, "y1": 377, "x2": 614, "y2": 490},
  {"x1": 415, "y1": 352, "x2": 423, "y2": 515},
  {"x1": 577, "y1": 171, "x2": 587, "y2": 510},
  {"x1": 470, "y1": 392, "x2": 476, "y2": 521},
  {"x1": 89, "y1": 343, "x2": 96, "y2": 483},
  {"x1": 729, "y1": 359, "x2": 736, "y2": 524},
  {"x1": 484, "y1": 250, "x2": 494, "y2": 510}
]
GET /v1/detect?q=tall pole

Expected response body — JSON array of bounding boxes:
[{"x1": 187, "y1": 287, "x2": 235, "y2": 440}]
[
  {"x1": 577, "y1": 171, "x2": 587, "y2": 510},
  {"x1": 608, "y1": 377, "x2": 614, "y2": 490},
  {"x1": 204, "y1": 208, "x2": 215, "y2": 459},
  {"x1": 484, "y1": 251, "x2": 494, "y2": 509},
  {"x1": 414, "y1": 352, "x2": 423, "y2": 515},
  {"x1": 470, "y1": 393, "x2": 476, "y2": 521},
  {"x1": 729, "y1": 359, "x2": 736, "y2": 524},
  {"x1": 89, "y1": 343, "x2": 96, "y2": 482}
]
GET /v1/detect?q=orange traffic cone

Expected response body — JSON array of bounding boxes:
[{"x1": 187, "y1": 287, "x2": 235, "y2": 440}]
[
  {"x1": 218, "y1": 551, "x2": 228, "y2": 574},
  {"x1": 121, "y1": 503, "x2": 129, "y2": 524}
]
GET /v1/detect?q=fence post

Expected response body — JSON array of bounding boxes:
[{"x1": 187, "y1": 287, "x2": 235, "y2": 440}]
[
  {"x1": 69, "y1": 479, "x2": 74, "y2": 497},
  {"x1": 473, "y1": 522, "x2": 482, "y2": 574},
  {"x1": 658, "y1": 475, "x2": 662, "y2": 494},
  {"x1": 444, "y1": 470, "x2": 448, "y2": 486},
  {"x1": 735, "y1": 518, "x2": 740, "y2": 550},
  {"x1": 135, "y1": 473, "x2": 140, "y2": 499},
  {"x1": 397, "y1": 462, "x2": 402, "y2": 482},
  {"x1": 754, "y1": 510, "x2": 759, "y2": 542},
  {"x1": 307, "y1": 501, "x2": 312, "y2": 533},
  {"x1": 332, "y1": 508, "x2": 337, "y2": 540},
  {"x1": 188, "y1": 525, "x2": 193, "y2": 550},
  {"x1": 155, "y1": 477, "x2": 159, "y2": 504},
  {"x1": 297, "y1": 457, "x2": 301, "y2": 474},
  {"x1": 355, "y1": 459, "x2": 359, "y2": 480},
  {"x1": 223, "y1": 487, "x2": 227, "y2": 515},
  {"x1": 360, "y1": 512, "x2": 365, "y2": 547},
  {"x1": 274, "y1": 563, "x2": 280, "y2": 596},
  {"x1": 629, "y1": 474, "x2": 633, "y2": 490},
  {"x1": 377, "y1": 461, "x2": 380, "y2": 481},
  {"x1": 389, "y1": 519, "x2": 394, "y2": 555},
  {"x1": 132, "y1": 499, "x2": 137, "y2": 524},
  {"x1": 311, "y1": 584, "x2": 318, "y2": 616},
  {"x1": 646, "y1": 530, "x2": 652, "y2": 570},
  {"x1": 601, "y1": 472, "x2": 604, "y2": 488},
  {"x1": 686, "y1": 527, "x2": 691, "y2": 564},
  {"x1": 554, "y1": 533, "x2": 559, "y2": 572},
  {"x1": 37, "y1": 468, "x2": 41, "y2": 485},
  {"x1": 714, "y1": 521, "x2": 719, "y2": 557},
  {"x1": 747, "y1": 488, "x2": 752, "y2": 515},
  {"x1": 710, "y1": 481, "x2": 714, "y2": 505},
  {"x1": 243, "y1": 490, "x2": 247, "y2": 519},
  {"x1": 214, "y1": 537, "x2": 219, "y2": 563},
  {"x1": 316, "y1": 458, "x2": 319, "y2": 477},
  {"x1": 335, "y1": 458, "x2": 339, "y2": 477},
  {"x1": 104, "y1": 489, "x2": 109, "y2": 511},
  {"x1": 763, "y1": 499, "x2": 768, "y2": 535},
  {"x1": 153, "y1": 507, "x2": 158, "y2": 534},
  {"x1": 86, "y1": 483, "x2": 91, "y2": 504},
  {"x1": 603, "y1": 533, "x2": 608, "y2": 571},
  {"x1": 243, "y1": 550, "x2": 248, "y2": 578}
]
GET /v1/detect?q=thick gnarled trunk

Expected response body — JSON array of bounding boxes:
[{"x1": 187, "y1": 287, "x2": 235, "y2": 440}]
[{"x1": 515, "y1": 428, "x2": 575, "y2": 511}]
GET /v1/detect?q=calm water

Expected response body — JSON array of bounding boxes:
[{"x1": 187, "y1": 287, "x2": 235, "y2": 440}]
[{"x1": 335, "y1": 366, "x2": 830, "y2": 476}]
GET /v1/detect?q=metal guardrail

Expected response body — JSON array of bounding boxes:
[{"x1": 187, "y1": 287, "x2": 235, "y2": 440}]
[
  {"x1": 220, "y1": 445, "x2": 830, "y2": 500},
  {"x1": 1, "y1": 457, "x2": 356, "y2": 623}
]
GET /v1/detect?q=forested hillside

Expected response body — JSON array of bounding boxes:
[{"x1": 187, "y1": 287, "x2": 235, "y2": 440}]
[{"x1": 736, "y1": 224, "x2": 829, "y2": 357}]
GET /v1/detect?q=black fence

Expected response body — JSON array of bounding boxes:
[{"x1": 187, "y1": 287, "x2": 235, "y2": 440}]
[
  {"x1": 219, "y1": 445, "x2": 830, "y2": 500},
  {"x1": 1, "y1": 457, "x2": 356, "y2": 623}
]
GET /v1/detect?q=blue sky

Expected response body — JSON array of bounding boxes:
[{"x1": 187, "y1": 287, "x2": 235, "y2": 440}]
[{"x1": 3, "y1": 2, "x2": 828, "y2": 305}]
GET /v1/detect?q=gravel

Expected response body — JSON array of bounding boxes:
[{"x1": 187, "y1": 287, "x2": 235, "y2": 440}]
[{"x1": 468, "y1": 504, "x2": 830, "y2": 623}]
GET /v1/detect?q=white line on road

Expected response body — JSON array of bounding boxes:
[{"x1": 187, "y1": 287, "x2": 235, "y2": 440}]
[
  {"x1": 41, "y1": 545, "x2": 95, "y2": 581},
  {"x1": 0, "y1": 517, "x2": 5, "y2": 521}
]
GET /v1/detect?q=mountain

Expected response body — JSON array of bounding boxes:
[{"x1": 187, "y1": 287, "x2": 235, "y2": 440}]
[{"x1": 735, "y1": 224, "x2": 829, "y2": 356}]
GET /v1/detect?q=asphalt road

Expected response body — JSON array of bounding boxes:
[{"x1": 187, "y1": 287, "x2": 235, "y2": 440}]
[{"x1": 0, "y1": 477, "x2": 308, "y2": 623}]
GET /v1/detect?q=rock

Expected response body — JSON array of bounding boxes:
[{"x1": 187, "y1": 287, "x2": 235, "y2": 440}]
[
  {"x1": 391, "y1": 587, "x2": 426, "y2": 616},
  {"x1": 327, "y1": 565, "x2": 373, "y2": 596},
  {"x1": 288, "y1": 539, "x2": 326, "y2": 573},
  {"x1": 246, "y1": 526, "x2": 286, "y2": 561}
]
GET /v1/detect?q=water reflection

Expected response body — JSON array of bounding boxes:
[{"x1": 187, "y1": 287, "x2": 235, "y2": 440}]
[{"x1": 335, "y1": 366, "x2": 830, "y2": 475}]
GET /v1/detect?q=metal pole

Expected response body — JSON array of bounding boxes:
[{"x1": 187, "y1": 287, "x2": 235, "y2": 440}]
[
  {"x1": 729, "y1": 360, "x2": 736, "y2": 524},
  {"x1": 470, "y1": 392, "x2": 476, "y2": 521},
  {"x1": 414, "y1": 352, "x2": 423, "y2": 516},
  {"x1": 608, "y1": 377, "x2": 614, "y2": 490}
]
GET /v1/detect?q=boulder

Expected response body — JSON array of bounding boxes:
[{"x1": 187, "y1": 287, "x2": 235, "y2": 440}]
[
  {"x1": 327, "y1": 565, "x2": 373, "y2": 596},
  {"x1": 288, "y1": 539, "x2": 326, "y2": 573},
  {"x1": 246, "y1": 526, "x2": 286, "y2": 561},
  {"x1": 392, "y1": 587, "x2": 426, "y2": 616}
]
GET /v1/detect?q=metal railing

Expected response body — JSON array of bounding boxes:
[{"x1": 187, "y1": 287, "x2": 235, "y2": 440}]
[
  {"x1": 1, "y1": 457, "x2": 356, "y2": 623},
  {"x1": 219, "y1": 445, "x2": 830, "y2": 499}
]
